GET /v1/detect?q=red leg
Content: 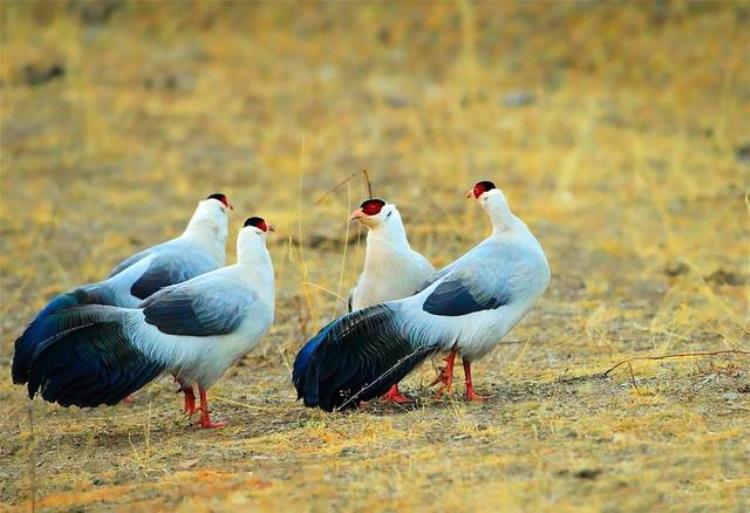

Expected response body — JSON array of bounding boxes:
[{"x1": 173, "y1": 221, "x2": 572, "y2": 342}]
[
  {"x1": 197, "y1": 387, "x2": 225, "y2": 429},
  {"x1": 463, "y1": 359, "x2": 489, "y2": 401},
  {"x1": 431, "y1": 346, "x2": 458, "y2": 398},
  {"x1": 121, "y1": 394, "x2": 135, "y2": 406},
  {"x1": 382, "y1": 384, "x2": 411, "y2": 404},
  {"x1": 174, "y1": 376, "x2": 197, "y2": 415},
  {"x1": 181, "y1": 387, "x2": 196, "y2": 415}
]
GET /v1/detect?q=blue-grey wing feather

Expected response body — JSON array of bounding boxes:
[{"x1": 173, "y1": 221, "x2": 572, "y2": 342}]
[
  {"x1": 130, "y1": 246, "x2": 216, "y2": 300},
  {"x1": 422, "y1": 268, "x2": 511, "y2": 317},
  {"x1": 107, "y1": 247, "x2": 156, "y2": 278},
  {"x1": 142, "y1": 280, "x2": 253, "y2": 337},
  {"x1": 421, "y1": 240, "x2": 518, "y2": 317}
]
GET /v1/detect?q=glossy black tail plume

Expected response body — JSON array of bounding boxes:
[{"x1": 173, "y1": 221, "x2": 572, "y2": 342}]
[
  {"x1": 295, "y1": 304, "x2": 436, "y2": 412},
  {"x1": 21, "y1": 305, "x2": 164, "y2": 407},
  {"x1": 13, "y1": 286, "x2": 113, "y2": 384}
]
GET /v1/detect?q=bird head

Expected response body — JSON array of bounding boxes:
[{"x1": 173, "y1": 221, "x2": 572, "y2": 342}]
[
  {"x1": 242, "y1": 216, "x2": 274, "y2": 239},
  {"x1": 237, "y1": 216, "x2": 274, "y2": 263},
  {"x1": 348, "y1": 198, "x2": 399, "y2": 229},
  {"x1": 205, "y1": 192, "x2": 233, "y2": 211},
  {"x1": 467, "y1": 180, "x2": 514, "y2": 230},
  {"x1": 466, "y1": 180, "x2": 498, "y2": 202},
  {"x1": 186, "y1": 192, "x2": 232, "y2": 240}
]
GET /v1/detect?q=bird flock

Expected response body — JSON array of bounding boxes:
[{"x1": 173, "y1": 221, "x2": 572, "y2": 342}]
[{"x1": 12, "y1": 181, "x2": 550, "y2": 428}]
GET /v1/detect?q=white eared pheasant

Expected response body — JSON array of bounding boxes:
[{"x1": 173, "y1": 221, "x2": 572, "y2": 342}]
[
  {"x1": 16, "y1": 217, "x2": 275, "y2": 428},
  {"x1": 13, "y1": 193, "x2": 232, "y2": 386},
  {"x1": 345, "y1": 198, "x2": 435, "y2": 403},
  {"x1": 293, "y1": 181, "x2": 550, "y2": 411}
]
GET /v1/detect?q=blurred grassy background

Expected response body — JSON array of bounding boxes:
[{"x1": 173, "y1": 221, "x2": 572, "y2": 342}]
[{"x1": 0, "y1": 2, "x2": 748, "y2": 512}]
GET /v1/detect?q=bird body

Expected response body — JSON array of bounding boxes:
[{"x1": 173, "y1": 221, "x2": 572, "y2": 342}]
[
  {"x1": 15, "y1": 216, "x2": 275, "y2": 428},
  {"x1": 294, "y1": 182, "x2": 549, "y2": 411},
  {"x1": 404, "y1": 227, "x2": 549, "y2": 363},
  {"x1": 123, "y1": 259, "x2": 274, "y2": 391},
  {"x1": 12, "y1": 194, "x2": 231, "y2": 385}
]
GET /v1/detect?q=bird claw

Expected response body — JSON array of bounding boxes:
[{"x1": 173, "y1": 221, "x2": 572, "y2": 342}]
[
  {"x1": 431, "y1": 348, "x2": 458, "y2": 397},
  {"x1": 462, "y1": 359, "x2": 488, "y2": 402},
  {"x1": 465, "y1": 388, "x2": 490, "y2": 402},
  {"x1": 197, "y1": 417, "x2": 226, "y2": 429},
  {"x1": 382, "y1": 385, "x2": 411, "y2": 404},
  {"x1": 431, "y1": 366, "x2": 454, "y2": 397},
  {"x1": 195, "y1": 387, "x2": 224, "y2": 428}
]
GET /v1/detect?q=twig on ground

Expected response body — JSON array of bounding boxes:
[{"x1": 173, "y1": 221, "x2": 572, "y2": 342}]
[
  {"x1": 213, "y1": 395, "x2": 279, "y2": 412},
  {"x1": 600, "y1": 349, "x2": 750, "y2": 378},
  {"x1": 627, "y1": 362, "x2": 641, "y2": 396}
]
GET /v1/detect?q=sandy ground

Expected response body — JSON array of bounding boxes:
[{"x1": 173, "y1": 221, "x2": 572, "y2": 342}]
[{"x1": 1, "y1": 3, "x2": 748, "y2": 512}]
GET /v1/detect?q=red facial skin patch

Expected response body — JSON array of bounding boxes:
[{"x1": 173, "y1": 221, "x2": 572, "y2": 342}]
[
  {"x1": 207, "y1": 193, "x2": 230, "y2": 208},
  {"x1": 472, "y1": 181, "x2": 496, "y2": 199},
  {"x1": 360, "y1": 199, "x2": 385, "y2": 215},
  {"x1": 244, "y1": 217, "x2": 268, "y2": 232}
]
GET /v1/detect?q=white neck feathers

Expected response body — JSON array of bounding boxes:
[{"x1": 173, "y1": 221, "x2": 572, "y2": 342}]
[
  {"x1": 236, "y1": 230, "x2": 272, "y2": 268},
  {"x1": 366, "y1": 207, "x2": 410, "y2": 248},
  {"x1": 181, "y1": 201, "x2": 228, "y2": 263},
  {"x1": 481, "y1": 190, "x2": 518, "y2": 235},
  {"x1": 235, "y1": 229, "x2": 275, "y2": 303}
]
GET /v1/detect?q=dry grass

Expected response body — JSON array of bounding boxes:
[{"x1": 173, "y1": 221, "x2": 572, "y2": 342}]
[{"x1": 1, "y1": 2, "x2": 748, "y2": 512}]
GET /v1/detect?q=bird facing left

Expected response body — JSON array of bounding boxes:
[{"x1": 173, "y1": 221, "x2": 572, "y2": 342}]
[{"x1": 13, "y1": 216, "x2": 276, "y2": 429}]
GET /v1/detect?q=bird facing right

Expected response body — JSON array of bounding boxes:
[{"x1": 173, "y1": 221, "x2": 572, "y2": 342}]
[{"x1": 293, "y1": 180, "x2": 550, "y2": 412}]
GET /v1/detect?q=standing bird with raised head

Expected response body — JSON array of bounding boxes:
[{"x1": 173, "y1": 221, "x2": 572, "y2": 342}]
[
  {"x1": 15, "y1": 216, "x2": 275, "y2": 428},
  {"x1": 294, "y1": 181, "x2": 550, "y2": 412},
  {"x1": 12, "y1": 193, "x2": 233, "y2": 391},
  {"x1": 345, "y1": 198, "x2": 435, "y2": 403}
]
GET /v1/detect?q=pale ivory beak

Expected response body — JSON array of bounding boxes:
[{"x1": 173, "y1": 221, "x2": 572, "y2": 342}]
[{"x1": 348, "y1": 208, "x2": 365, "y2": 222}]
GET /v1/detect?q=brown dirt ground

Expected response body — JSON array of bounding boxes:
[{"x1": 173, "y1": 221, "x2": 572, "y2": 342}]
[{"x1": 0, "y1": 3, "x2": 748, "y2": 512}]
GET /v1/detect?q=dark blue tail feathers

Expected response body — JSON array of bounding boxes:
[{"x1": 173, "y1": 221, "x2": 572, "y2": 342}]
[
  {"x1": 293, "y1": 304, "x2": 436, "y2": 412},
  {"x1": 12, "y1": 286, "x2": 112, "y2": 384},
  {"x1": 18, "y1": 305, "x2": 164, "y2": 408},
  {"x1": 292, "y1": 318, "x2": 337, "y2": 398}
]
